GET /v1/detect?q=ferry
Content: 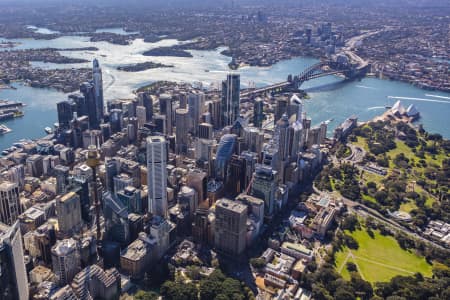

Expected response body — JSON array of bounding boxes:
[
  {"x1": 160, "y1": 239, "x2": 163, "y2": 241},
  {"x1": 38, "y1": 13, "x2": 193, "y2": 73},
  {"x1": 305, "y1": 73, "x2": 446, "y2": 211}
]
[
  {"x1": 44, "y1": 127, "x2": 53, "y2": 134},
  {"x1": 0, "y1": 124, "x2": 12, "y2": 135},
  {"x1": 14, "y1": 111, "x2": 24, "y2": 117}
]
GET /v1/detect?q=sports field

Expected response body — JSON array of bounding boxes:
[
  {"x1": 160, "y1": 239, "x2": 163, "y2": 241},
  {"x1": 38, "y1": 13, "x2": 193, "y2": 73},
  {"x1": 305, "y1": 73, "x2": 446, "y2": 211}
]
[{"x1": 335, "y1": 228, "x2": 433, "y2": 283}]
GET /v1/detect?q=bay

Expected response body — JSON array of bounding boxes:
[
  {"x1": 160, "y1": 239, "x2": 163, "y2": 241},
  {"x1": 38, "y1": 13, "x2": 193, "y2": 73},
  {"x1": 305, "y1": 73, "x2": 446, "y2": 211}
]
[{"x1": 0, "y1": 28, "x2": 449, "y2": 149}]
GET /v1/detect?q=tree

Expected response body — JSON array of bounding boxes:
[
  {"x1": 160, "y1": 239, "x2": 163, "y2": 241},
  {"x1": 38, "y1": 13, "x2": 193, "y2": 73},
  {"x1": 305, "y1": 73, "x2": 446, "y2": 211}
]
[
  {"x1": 312, "y1": 283, "x2": 333, "y2": 300},
  {"x1": 134, "y1": 290, "x2": 159, "y2": 300},
  {"x1": 374, "y1": 190, "x2": 388, "y2": 204},
  {"x1": 250, "y1": 257, "x2": 266, "y2": 269},
  {"x1": 344, "y1": 234, "x2": 359, "y2": 249},
  {"x1": 199, "y1": 270, "x2": 248, "y2": 300},
  {"x1": 346, "y1": 262, "x2": 357, "y2": 272},
  {"x1": 367, "y1": 181, "x2": 377, "y2": 189},
  {"x1": 185, "y1": 265, "x2": 201, "y2": 280},
  {"x1": 199, "y1": 278, "x2": 220, "y2": 300},
  {"x1": 161, "y1": 281, "x2": 197, "y2": 300},
  {"x1": 341, "y1": 214, "x2": 359, "y2": 231},
  {"x1": 351, "y1": 273, "x2": 373, "y2": 300},
  {"x1": 334, "y1": 288, "x2": 355, "y2": 300}
]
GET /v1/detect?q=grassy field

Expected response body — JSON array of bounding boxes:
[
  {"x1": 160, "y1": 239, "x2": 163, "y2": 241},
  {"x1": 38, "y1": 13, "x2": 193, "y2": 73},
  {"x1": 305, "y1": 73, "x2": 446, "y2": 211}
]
[
  {"x1": 353, "y1": 136, "x2": 370, "y2": 152},
  {"x1": 399, "y1": 201, "x2": 417, "y2": 213},
  {"x1": 334, "y1": 228, "x2": 433, "y2": 283}
]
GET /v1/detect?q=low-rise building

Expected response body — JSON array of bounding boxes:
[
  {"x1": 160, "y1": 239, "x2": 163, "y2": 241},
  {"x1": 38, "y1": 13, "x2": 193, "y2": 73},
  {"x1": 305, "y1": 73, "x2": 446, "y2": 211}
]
[{"x1": 280, "y1": 242, "x2": 313, "y2": 261}]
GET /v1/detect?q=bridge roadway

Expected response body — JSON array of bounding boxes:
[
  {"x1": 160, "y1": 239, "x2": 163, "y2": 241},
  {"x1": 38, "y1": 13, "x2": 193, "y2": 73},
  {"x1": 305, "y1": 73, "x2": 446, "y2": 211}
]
[
  {"x1": 240, "y1": 30, "x2": 381, "y2": 98},
  {"x1": 240, "y1": 68, "x2": 344, "y2": 98}
]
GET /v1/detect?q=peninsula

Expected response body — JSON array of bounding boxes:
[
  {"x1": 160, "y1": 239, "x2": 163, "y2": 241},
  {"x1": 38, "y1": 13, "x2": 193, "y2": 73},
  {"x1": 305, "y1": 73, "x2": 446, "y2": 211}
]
[
  {"x1": 142, "y1": 47, "x2": 193, "y2": 58},
  {"x1": 117, "y1": 62, "x2": 173, "y2": 72}
]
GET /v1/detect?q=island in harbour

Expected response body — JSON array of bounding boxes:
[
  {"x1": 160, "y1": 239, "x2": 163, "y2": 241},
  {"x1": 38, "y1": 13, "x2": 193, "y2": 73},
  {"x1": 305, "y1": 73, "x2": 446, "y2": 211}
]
[
  {"x1": 142, "y1": 47, "x2": 193, "y2": 57},
  {"x1": 117, "y1": 61, "x2": 174, "y2": 72}
]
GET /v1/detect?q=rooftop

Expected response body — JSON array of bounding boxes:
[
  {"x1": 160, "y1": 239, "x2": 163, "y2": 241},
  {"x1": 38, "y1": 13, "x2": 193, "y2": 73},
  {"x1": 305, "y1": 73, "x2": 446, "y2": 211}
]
[
  {"x1": 281, "y1": 242, "x2": 313, "y2": 257},
  {"x1": 216, "y1": 198, "x2": 247, "y2": 214},
  {"x1": 59, "y1": 191, "x2": 77, "y2": 203},
  {"x1": 52, "y1": 238, "x2": 78, "y2": 256}
]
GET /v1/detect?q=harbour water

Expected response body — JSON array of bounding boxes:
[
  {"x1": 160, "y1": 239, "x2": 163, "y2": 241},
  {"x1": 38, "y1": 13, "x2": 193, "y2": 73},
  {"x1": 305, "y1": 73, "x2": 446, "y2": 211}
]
[{"x1": 1, "y1": 28, "x2": 449, "y2": 148}]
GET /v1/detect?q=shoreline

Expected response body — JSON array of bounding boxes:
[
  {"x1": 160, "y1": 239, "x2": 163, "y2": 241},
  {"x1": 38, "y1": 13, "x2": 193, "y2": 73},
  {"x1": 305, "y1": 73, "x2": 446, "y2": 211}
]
[{"x1": 1, "y1": 31, "x2": 448, "y2": 93}]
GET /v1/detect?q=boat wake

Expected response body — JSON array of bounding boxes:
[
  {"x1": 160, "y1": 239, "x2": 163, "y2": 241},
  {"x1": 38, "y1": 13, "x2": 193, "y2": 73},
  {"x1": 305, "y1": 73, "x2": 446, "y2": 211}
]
[
  {"x1": 425, "y1": 94, "x2": 450, "y2": 100},
  {"x1": 387, "y1": 96, "x2": 450, "y2": 104},
  {"x1": 356, "y1": 85, "x2": 377, "y2": 90},
  {"x1": 367, "y1": 106, "x2": 385, "y2": 110}
]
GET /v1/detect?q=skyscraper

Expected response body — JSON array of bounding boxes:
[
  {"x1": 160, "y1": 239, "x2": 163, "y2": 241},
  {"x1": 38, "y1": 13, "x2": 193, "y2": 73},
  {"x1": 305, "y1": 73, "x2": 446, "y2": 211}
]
[
  {"x1": 221, "y1": 74, "x2": 240, "y2": 127},
  {"x1": 0, "y1": 181, "x2": 22, "y2": 226},
  {"x1": 147, "y1": 136, "x2": 168, "y2": 217},
  {"x1": 56, "y1": 192, "x2": 82, "y2": 235},
  {"x1": 92, "y1": 59, "x2": 104, "y2": 125},
  {"x1": 51, "y1": 238, "x2": 80, "y2": 285},
  {"x1": 175, "y1": 108, "x2": 189, "y2": 155},
  {"x1": 79, "y1": 59, "x2": 104, "y2": 129},
  {"x1": 275, "y1": 97, "x2": 288, "y2": 123},
  {"x1": 214, "y1": 134, "x2": 237, "y2": 181},
  {"x1": 0, "y1": 221, "x2": 29, "y2": 300},
  {"x1": 198, "y1": 123, "x2": 213, "y2": 140},
  {"x1": 57, "y1": 100, "x2": 76, "y2": 129},
  {"x1": 251, "y1": 164, "x2": 277, "y2": 217},
  {"x1": 276, "y1": 113, "x2": 290, "y2": 162},
  {"x1": 288, "y1": 94, "x2": 303, "y2": 122},
  {"x1": 214, "y1": 198, "x2": 247, "y2": 256},
  {"x1": 159, "y1": 94, "x2": 173, "y2": 135},
  {"x1": 208, "y1": 99, "x2": 222, "y2": 129},
  {"x1": 80, "y1": 82, "x2": 98, "y2": 129},
  {"x1": 253, "y1": 97, "x2": 264, "y2": 128},
  {"x1": 54, "y1": 164, "x2": 70, "y2": 195},
  {"x1": 188, "y1": 92, "x2": 205, "y2": 135},
  {"x1": 289, "y1": 120, "x2": 304, "y2": 159}
]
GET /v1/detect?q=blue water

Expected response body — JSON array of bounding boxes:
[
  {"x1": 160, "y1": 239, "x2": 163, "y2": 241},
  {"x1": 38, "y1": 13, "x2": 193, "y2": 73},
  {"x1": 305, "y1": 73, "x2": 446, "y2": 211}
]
[
  {"x1": 0, "y1": 83, "x2": 67, "y2": 147},
  {"x1": 0, "y1": 28, "x2": 449, "y2": 149}
]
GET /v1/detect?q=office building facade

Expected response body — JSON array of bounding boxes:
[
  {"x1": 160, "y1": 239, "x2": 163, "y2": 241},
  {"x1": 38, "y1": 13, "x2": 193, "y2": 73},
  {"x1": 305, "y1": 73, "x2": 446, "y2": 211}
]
[{"x1": 147, "y1": 136, "x2": 168, "y2": 217}]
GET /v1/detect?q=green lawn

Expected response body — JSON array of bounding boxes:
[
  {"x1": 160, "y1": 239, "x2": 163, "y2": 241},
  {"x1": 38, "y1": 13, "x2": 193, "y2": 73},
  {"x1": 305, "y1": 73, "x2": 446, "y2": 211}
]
[
  {"x1": 335, "y1": 228, "x2": 433, "y2": 283},
  {"x1": 400, "y1": 201, "x2": 417, "y2": 213},
  {"x1": 361, "y1": 171, "x2": 384, "y2": 186},
  {"x1": 362, "y1": 194, "x2": 377, "y2": 203},
  {"x1": 353, "y1": 136, "x2": 370, "y2": 152}
]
